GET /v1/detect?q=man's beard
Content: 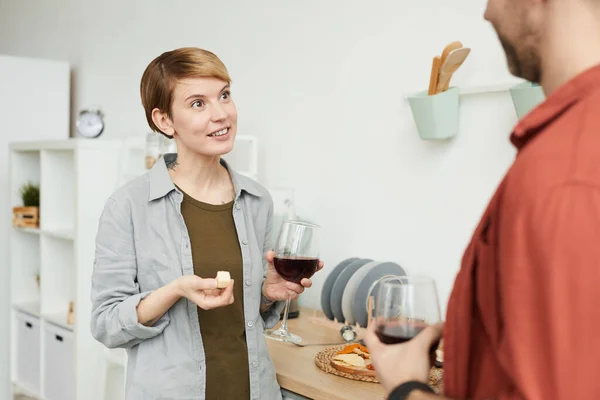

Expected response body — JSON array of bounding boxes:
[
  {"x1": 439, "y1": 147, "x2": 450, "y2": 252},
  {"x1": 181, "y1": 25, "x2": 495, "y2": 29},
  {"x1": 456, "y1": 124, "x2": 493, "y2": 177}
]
[{"x1": 498, "y1": 34, "x2": 541, "y2": 84}]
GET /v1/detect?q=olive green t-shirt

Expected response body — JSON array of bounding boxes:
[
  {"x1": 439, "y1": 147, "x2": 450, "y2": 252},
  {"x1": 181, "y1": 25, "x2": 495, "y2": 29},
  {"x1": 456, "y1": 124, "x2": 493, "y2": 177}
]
[{"x1": 179, "y1": 187, "x2": 250, "y2": 400}]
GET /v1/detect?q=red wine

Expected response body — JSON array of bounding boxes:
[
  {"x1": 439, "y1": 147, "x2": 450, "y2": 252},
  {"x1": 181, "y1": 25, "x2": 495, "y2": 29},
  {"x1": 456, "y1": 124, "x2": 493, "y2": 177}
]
[
  {"x1": 376, "y1": 322, "x2": 440, "y2": 355},
  {"x1": 376, "y1": 322, "x2": 427, "y2": 344},
  {"x1": 273, "y1": 256, "x2": 319, "y2": 284}
]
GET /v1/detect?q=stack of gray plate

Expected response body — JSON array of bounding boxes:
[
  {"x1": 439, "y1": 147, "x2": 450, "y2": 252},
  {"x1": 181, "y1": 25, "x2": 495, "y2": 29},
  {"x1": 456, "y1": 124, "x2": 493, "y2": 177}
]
[{"x1": 320, "y1": 257, "x2": 405, "y2": 328}]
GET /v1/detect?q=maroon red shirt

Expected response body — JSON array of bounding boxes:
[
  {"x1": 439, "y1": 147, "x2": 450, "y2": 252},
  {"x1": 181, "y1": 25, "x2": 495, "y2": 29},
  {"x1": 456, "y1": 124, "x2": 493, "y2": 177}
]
[{"x1": 444, "y1": 64, "x2": 600, "y2": 399}]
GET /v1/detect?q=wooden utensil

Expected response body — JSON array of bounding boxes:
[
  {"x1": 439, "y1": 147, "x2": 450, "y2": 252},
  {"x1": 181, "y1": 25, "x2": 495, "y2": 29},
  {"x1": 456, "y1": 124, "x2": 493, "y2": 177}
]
[
  {"x1": 428, "y1": 56, "x2": 442, "y2": 95},
  {"x1": 436, "y1": 47, "x2": 471, "y2": 94},
  {"x1": 366, "y1": 296, "x2": 374, "y2": 328},
  {"x1": 440, "y1": 41, "x2": 463, "y2": 66},
  {"x1": 440, "y1": 42, "x2": 464, "y2": 92}
]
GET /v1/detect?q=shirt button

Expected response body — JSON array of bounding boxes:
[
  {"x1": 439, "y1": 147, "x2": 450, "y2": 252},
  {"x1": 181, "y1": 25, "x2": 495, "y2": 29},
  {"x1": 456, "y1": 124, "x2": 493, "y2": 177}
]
[
  {"x1": 242, "y1": 239, "x2": 248, "y2": 245},
  {"x1": 247, "y1": 321, "x2": 254, "y2": 328},
  {"x1": 245, "y1": 279, "x2": 251, "y2": 286},
  {"x1": 251, "y1": 361, "x2": 258, "y2": 368},
  {"x1": 235, "y1": 202, "x2": 241, "y2": 210}
]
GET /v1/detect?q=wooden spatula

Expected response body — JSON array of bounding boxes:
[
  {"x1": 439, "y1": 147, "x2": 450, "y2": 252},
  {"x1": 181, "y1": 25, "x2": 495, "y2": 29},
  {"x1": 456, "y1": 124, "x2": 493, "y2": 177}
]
[
  {"x1": 436, "y1": 47, "x2": 471, "y2": 94},
  {"x1": 428, "y1": 56, "x2": 442, "y2": 95},
  {"x1": 440, "y1": 42, "x2": 464, "y2": 92},
  {"x1": 440, "y1": 41, "x2": 463, "y2": 66}
]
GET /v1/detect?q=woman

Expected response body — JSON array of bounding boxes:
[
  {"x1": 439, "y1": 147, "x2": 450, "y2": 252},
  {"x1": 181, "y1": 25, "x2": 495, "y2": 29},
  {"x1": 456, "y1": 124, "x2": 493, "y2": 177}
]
[{"x1": 90, "y1": 47, "x2": 323, "y2": 400}]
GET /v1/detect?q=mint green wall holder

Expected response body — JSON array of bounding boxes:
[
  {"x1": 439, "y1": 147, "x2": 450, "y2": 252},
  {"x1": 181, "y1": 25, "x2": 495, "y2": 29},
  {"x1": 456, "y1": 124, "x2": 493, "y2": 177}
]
[
  {"x1": 407, "y1": 87, "x2": 460, "y2": 140},
  {"x1": 509, "y1": 82, "x2": 545, "y2": 120}
]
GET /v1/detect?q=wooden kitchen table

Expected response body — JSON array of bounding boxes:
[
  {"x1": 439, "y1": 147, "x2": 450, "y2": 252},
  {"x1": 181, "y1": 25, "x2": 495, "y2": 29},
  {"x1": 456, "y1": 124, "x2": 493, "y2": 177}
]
[{"x1": 266, "y1": 308, "x2": 386, "y2": 400}]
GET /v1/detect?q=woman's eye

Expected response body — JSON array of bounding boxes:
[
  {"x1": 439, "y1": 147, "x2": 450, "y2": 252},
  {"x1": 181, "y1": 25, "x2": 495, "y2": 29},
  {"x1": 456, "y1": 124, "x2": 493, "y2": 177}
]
[
  {"x1": 221, "y1": 91, "x2": 231, "y2": 100},
  {"x1": 192, "y1": 100, "x2": 204, "y2": 108}
]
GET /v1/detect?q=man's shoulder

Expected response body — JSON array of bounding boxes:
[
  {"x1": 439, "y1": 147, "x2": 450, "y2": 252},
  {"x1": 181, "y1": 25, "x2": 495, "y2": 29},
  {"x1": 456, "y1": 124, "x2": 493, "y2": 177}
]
[{"x1": 506, "y1": 99, "x2": 600, "y2": 208}]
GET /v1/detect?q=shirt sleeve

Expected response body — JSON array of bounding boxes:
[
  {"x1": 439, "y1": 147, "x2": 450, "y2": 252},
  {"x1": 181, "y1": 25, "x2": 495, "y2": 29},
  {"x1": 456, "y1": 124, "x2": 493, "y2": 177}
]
[
  {"x1": 90, "y1": 197, "x2": 170, "y2": 349},
  {"x1": 497, "y1": 183, "x2": 600, "y2": 400}
]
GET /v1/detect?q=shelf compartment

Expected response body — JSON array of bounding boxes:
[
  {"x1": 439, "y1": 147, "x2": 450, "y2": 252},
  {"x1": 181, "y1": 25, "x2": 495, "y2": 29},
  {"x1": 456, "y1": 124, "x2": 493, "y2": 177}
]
[
  {"x1": 40, "y1": 150, "x2": 75, "y2": 233},
  {"x1": 10, "y1": 150, "x2": 40, "y2": 209},
  {"x1": 40, "y1": 236, "x2": 74, "y2": 317},
  {"x1": 10, "y1": 230, "x2": 41, "y2": 306}
]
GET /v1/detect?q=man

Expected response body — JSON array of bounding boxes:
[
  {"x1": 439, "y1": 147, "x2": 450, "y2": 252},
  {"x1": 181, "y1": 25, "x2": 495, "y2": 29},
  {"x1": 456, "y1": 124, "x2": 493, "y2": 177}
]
[{"x1": 364, "y1": 0, "x2": 600, "y2": 399}]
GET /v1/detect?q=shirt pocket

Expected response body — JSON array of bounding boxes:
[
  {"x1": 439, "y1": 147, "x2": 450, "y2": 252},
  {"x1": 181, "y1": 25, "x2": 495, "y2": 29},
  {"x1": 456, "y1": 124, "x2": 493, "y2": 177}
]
[{"x1": 137, "y1": 257, "x2": 181, "y2": 291}]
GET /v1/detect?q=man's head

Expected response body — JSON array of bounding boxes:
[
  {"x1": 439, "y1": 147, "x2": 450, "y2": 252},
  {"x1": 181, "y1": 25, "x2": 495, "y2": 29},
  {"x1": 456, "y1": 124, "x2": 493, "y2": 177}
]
[
  {"x1": 485, "y1": 0, "x2": 600, "y2": 85},
  {"x1": 484, "y1": 0, "x2": 545, "y2": 83}
]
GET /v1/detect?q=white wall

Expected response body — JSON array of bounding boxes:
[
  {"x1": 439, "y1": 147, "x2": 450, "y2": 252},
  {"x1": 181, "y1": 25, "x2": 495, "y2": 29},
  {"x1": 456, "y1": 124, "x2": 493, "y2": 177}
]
[{"x1": 0, "y1": 0, "x2": 520, "y2": 315}]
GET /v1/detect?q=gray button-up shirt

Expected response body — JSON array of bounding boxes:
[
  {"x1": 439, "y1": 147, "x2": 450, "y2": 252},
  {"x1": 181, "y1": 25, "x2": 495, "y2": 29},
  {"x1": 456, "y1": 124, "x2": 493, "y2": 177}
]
[{"x1": 90, "y1": 154, "x2": 285, "y2": 400}]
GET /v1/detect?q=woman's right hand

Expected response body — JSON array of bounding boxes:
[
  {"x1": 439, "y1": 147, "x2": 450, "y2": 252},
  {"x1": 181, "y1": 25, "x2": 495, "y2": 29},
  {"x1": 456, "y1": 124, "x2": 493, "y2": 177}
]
[{"x1": 176, "y1": 275, "x2": 235, "y2": 310}]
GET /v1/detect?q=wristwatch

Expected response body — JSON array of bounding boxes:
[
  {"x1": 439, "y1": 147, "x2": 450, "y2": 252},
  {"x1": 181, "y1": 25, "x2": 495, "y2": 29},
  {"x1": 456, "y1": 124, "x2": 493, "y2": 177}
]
[{"x1": 388, "y1": 381, "x2": 435, "y2": 400}]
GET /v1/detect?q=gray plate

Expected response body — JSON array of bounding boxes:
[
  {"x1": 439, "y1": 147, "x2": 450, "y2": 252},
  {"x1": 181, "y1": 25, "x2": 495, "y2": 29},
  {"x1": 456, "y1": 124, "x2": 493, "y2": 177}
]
[
  {"x1": 330, "y1": 258, "x2": 373, "y2": 322},
  {"x1": 352, "y1": 262, "x2": 406, "y2": 328},
  {"x1": 341, "y1": 261, "x2": 382, "y2": 325},
  {"x1": 321, "y1": 257, "x2": 359, "y2": 320}
]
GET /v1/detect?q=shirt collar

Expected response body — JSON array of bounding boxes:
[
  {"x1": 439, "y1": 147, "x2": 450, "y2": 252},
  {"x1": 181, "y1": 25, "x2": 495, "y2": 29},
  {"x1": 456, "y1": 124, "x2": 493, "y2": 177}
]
[
  {"x1": 148, "y1": 153, "x2": 264, "y2": 201},
  {"x1": 511, "y1": 63, "x2": 600, "y2": 150}
]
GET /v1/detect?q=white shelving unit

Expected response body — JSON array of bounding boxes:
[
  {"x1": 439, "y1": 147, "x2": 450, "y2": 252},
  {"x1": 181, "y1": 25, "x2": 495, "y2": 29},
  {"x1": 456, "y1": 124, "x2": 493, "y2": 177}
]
[
  {"x1": 0, "y1": 55, "x2": 71, "y2": 400},
  {"x1": 9, "y1": 139, "x2": 123, "y2": 400}
]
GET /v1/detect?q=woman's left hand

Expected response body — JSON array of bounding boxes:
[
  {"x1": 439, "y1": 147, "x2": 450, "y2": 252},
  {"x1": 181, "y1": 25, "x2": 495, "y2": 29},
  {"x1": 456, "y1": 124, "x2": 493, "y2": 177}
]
[{"x1": 262, "y1": 250, "x2": 324, "y2": 301}]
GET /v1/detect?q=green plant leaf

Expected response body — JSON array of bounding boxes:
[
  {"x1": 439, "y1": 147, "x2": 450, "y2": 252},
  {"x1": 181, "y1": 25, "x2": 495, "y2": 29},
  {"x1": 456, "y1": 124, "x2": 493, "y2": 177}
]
[{"x1": 20, "y1": 181, "x2": 40, "y2": 207}]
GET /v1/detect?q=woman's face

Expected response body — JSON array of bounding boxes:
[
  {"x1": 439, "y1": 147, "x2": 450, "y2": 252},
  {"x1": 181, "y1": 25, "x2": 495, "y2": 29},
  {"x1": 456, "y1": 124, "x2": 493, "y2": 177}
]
[{"x1": 155, "y1": 77, "x2": 237, "y2": 157}]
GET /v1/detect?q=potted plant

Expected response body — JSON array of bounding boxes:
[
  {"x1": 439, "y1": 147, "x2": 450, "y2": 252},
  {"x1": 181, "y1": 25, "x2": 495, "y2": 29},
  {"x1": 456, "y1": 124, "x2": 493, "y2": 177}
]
[{"x1": 13, "y1": 181, "x2": 40, "y2": 228}]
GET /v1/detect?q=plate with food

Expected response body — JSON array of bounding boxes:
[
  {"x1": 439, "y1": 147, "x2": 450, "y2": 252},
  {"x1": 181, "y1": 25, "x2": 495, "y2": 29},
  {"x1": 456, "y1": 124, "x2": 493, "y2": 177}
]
[
  {"x1": 315, "y1": 343, "x2": 379, "y2": 383},
  {"x1": 330, "y1": 343, "x2": 376, "y2": 377},
  {"x1": 315, "y1": 343, "x2": 444, "y2": 390}
]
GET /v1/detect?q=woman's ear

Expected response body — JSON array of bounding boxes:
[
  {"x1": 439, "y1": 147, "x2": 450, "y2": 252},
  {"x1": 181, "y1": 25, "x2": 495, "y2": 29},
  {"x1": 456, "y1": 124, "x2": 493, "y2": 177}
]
[{"x1": 151, "y1": 108, "x2": 175, "y2": 138}]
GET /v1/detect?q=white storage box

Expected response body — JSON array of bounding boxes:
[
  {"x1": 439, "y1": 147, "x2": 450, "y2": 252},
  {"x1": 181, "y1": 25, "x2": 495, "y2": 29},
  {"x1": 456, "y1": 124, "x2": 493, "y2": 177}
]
[
  {"x1": 43, "y1": 322, "x2": 74, "y2": 400},
  {"x1": 15, "y1": 311, "x2": 41, "y2": 394}
]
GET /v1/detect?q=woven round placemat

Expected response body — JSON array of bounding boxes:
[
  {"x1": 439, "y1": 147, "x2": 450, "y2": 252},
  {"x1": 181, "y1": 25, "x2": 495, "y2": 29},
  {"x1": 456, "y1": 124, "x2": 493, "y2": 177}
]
[{"x1": 314, "y1": 346, "x2": 444, "y2": 392}]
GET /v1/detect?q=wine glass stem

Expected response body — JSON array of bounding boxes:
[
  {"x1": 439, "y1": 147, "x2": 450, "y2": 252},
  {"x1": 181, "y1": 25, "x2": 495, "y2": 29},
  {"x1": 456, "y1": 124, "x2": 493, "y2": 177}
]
[{"x1": 280, "y1": 297, "x2": 291, "y2": 333}]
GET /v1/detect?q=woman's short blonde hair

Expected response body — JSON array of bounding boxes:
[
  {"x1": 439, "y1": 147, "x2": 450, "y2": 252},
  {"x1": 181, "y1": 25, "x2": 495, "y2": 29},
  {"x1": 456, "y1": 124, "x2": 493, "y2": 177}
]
[{"x1": 140, "y1": 47, "x2": 231, "y2": 136}]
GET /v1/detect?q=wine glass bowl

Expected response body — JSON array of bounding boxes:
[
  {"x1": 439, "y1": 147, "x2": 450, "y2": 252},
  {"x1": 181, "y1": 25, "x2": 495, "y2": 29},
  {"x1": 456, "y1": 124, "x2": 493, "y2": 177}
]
[
  {"x1": 265, "y1": 220, "x2": 320, "y2": 344},
  {"x1": 273, "y1": 256, "x2": 319, "y2": 284},
  {"x1": 374, "y1": 276, "x2": 441, "y2": 345}
]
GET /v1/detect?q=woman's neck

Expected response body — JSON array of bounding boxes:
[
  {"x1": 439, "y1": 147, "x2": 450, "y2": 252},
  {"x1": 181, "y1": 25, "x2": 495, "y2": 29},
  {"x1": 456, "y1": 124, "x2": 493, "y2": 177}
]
[{"x1": 167, "y1": 144, "x2": 234, "y2": 204}]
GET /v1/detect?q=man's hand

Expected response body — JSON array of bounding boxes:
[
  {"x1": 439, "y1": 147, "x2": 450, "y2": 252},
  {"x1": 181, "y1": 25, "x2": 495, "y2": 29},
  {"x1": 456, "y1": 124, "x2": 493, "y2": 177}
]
[
  {"x1": 364, "y1": 322, "x2": 443, "y2": 394},
  {"x1": 262, "y1": 250, "x2": 324, "y2": 301}
]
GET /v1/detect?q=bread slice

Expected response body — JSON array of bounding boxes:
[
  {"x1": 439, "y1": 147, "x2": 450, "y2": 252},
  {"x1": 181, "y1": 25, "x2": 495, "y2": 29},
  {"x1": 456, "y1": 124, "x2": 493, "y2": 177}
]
[
  {"x1": 332, "y1": 354, "x2": 366, "y2": 367},
  {"x1": 330, "y1": 354, "x2": 376, "y2": 377}
]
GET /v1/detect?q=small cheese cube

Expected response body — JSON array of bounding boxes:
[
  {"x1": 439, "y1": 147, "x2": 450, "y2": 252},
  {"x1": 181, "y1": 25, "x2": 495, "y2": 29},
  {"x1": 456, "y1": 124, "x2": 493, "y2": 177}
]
[{"x1": 216, "y1": 271, "x2": 231, "y2": 288}]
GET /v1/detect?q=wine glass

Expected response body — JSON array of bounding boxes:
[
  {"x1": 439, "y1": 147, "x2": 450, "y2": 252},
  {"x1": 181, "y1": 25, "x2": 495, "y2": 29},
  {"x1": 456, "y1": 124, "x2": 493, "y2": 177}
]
[
  {"x1": 374, "y1": 276, "x2": 441, "y2": 350},
  {"x1": 265, "y1": 220, "x2": 320, "y2": 343}
]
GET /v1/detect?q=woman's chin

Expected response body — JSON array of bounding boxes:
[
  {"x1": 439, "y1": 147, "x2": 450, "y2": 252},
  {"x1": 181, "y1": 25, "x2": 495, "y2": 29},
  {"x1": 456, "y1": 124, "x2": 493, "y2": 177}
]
[{"x1": 199, "y1": 140, "x2": 235, "y2": 157}]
